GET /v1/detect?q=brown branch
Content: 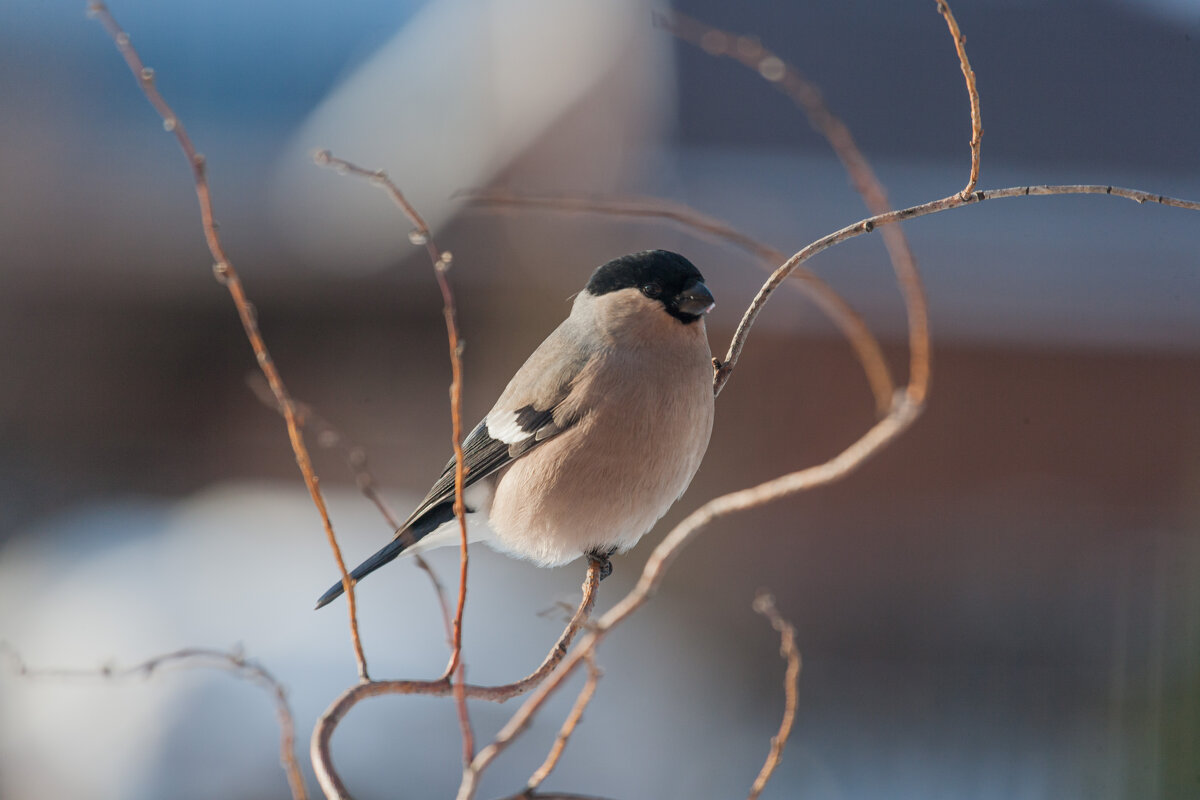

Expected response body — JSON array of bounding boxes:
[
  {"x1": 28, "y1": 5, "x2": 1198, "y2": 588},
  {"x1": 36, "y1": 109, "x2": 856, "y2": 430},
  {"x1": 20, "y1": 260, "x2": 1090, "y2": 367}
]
[
  {"x1": 2, "y1": 643, "x2": 307, "y2": 800},
  {"x1": 87, "y1": 1, "x2": 368, "y2": 681},
  {"x1": 464, "y1": 189, "x2": 895, "y2": 417},
  {"x1": 746, "y1": 593, "x2": 802, "y2": 800},
  {"x1": 311, "y1": 559, "x2": 603, "y2": 800},
  {"x1": 935, "y1": 0, "x2": 983, "y2": 195},
  {"x1": 523, "y1": 653, "x2": 603, "y2": 793},
  {"x1": 313, "y1": 149, "x2": 476, "y2": 764},
  {"x1": 245, "y1": 376, "x2": 457, "y2": 644},
  {"x1": 479, "y1": 596, "x2": 796, "y2": 800},
  {"x1": 719, "y1": 182, "x2": 1200, "y2": 404},
  {"x1": 655, "y1": 10, "x2": 930, "y2": 403},
  {"x1": 655, "y1": 12, "x2": 892, "y2": 219}
]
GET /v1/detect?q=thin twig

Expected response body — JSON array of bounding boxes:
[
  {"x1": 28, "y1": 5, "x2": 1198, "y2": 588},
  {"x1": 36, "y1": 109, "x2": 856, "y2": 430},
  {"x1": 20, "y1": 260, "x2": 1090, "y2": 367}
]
[
  {"x1": 311, "y1": 560, "x2": 603, "y2": 800},
  {"x1": 746, "y1": 593, "x2": 802, "y2": 800},
  {"x1": 245, "y1": 376, "x2": 456, "y2": 645},
  {"x1": 2, "y1": 643, "x2": 307, "y2": 800},
  {"x1": 314, "y1": 149, "x2": 476, "y2": 764},
  {"x1": 655, "y1": 9, "x2": 929, "y2": 403},
  {"x1": 87, "y1": 1, "x2": 369, "y2": 681},
  {"x1": 464, "y1": 189, "x2": 895, "y2": 416},
  {"x1": 524, "y1": 653, "x2": 603, "y2": 793},
  {"x1": 655, "y1": 12, "x2": 892, "y2": 219},
  {"x1": 935, "y1": 0, "x2": 983, "y2": 196}
]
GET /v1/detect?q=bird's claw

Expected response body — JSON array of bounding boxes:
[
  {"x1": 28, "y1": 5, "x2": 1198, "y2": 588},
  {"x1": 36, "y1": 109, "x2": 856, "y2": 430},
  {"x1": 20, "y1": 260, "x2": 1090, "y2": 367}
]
[{"x1": 586, "y1": 547, "x2": 617, "y2": 581}]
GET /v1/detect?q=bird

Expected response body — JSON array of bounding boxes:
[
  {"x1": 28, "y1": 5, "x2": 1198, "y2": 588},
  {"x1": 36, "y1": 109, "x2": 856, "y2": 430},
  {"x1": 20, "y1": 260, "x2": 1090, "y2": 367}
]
[{"x1": 315, "y1": 249, "x2": 716, "y2": 609}]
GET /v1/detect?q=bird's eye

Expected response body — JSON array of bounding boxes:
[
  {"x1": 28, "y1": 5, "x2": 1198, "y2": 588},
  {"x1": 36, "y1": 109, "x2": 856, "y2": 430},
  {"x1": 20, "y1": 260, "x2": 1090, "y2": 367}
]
[{"x1": 640, "y1": 283, "x2": 662, "y2": 298}]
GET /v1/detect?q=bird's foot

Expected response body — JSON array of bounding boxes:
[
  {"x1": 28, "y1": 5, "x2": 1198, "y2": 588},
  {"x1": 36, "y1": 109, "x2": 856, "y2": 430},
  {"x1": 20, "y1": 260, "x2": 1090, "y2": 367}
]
[{"x1": 586, "y1": 547, "x2": 617, "y2": 581}]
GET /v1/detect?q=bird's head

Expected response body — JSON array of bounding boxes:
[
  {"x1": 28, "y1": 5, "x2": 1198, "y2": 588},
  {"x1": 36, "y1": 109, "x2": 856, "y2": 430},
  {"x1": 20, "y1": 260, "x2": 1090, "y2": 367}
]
[{"x1": 584, "y1": 250, "x2": 715, "y2": 325}]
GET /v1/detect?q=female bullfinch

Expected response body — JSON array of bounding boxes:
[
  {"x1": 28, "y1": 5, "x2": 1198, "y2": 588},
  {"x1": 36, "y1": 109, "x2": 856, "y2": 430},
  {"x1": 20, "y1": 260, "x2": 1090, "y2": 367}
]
[{"x1": 316, "y1": 250, "x2": 715, "y2": 609}]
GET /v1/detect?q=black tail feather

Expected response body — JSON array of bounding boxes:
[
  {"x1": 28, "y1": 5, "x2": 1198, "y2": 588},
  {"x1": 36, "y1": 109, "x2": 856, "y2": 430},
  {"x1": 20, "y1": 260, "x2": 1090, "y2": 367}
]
[{"x1": 313, "y1": 501, "x2": 455, "y2": 609}]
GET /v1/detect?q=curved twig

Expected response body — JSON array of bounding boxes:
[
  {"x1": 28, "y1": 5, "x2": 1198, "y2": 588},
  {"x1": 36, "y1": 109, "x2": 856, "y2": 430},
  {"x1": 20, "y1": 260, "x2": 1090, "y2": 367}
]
[
  {"x1": 2, "y1": 644, "x2": 307, "y2": 800},
  {"x1": 312, "y1": 560, "x2": 603, "y2": 800},
  {"x1": 88, "y1": 1, "x2": 369, "y2": 681},
  {"x1": 746, "y1": 593, "x2": 802, "y2": 800},
  {"x1": 523, "y1": 653, "x2": 602, "y2": 793},
  {"x1": 716, "y1": 182, "x2": 1198, "y2": 398},
  {"x1": 935, "y1": 0, "x2": 984, "y2": 195},
  {"x1": 314, "y1": 149, "x2": 477, "y2": 762},
  {"x1": 655, "y1": 9, "x2": 930, "y2": 402}
]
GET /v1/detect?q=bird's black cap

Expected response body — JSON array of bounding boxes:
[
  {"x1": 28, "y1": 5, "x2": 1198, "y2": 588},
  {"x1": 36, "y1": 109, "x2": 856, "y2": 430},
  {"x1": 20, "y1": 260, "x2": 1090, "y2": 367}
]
[{"x1": 585, "y1": 250, "x2": 713, "y2": 324}]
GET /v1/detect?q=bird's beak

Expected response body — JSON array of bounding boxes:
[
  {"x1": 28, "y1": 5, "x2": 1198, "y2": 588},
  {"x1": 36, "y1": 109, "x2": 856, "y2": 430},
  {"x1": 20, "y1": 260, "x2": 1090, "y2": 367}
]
[{"x1": 675, "y1": 280, "x2": 716, "y2": 316}]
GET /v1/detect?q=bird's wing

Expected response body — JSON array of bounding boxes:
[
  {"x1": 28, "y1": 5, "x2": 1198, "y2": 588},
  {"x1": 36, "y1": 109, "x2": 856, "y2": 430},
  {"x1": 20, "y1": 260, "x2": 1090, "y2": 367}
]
[{"x1": 399, "y1": 324, "x2": 592, "y2": 530}]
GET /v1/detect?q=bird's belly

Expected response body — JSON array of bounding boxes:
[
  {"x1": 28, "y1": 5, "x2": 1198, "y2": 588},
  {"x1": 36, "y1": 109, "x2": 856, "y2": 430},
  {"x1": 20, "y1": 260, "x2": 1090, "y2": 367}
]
[{"x1": 485, "y1": 379, "x2": 713, "y2": 566}]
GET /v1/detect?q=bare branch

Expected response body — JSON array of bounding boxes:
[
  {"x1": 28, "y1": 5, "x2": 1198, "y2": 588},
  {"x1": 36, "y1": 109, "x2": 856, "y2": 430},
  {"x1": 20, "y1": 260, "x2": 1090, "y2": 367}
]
[
  {"x1": 3, "y1": 643, "x2": 307, "y2": 800},
  {"x1": 746, "y1": 593, "x2": 802, "y2": 800},
  {"x1": 523, "y1": 654, "x2": 602, "y2": 793},
  {"x1": 464, "y1": 189, "x2": 895, "y2": 417},
  {"x1": 487, "y1": 560, "x2": 603, "y2": 702},
  {"x1": 935, "y1": 0, "x2": 984, "y2": 195},
  {"x1": 465, "y1": 189, "x2": 777, "y2": 264},
  {"x1": 87, "y1": 0, "x2": 369, "y2": 681},
  {"x1": 311, "y1": 559, "x2": 603, "y2": 800},
  {"x1": 656, "y1": 11, "x2": 893, "y2": 217},
  {"x1": 654, "y1": 9, "x2": 929, "y2": 403},
  {"x1": 718, "y1": 180, "x2": 1200, "y2": 411},
  {"x1": 314, "y1": 149, "x2": 476, "y2": 763}
]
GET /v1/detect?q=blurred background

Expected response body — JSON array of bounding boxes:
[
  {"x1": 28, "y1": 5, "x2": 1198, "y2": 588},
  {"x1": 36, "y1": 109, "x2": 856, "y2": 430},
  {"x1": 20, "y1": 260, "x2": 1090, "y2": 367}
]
[{"x1": 2, "y1": 0, "x2": 1198, "y2": 798}]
